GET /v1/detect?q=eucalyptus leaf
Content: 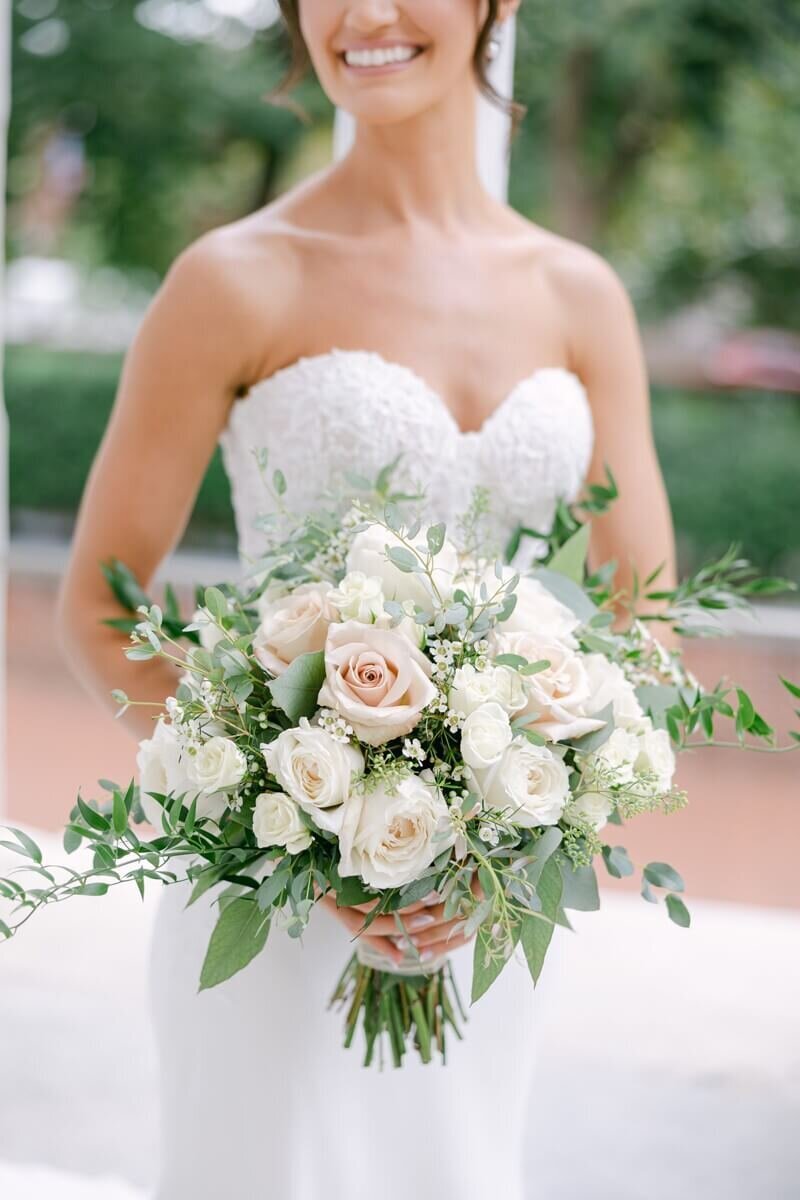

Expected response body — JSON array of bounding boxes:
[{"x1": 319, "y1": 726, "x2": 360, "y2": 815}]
[
  {"x1": 426, "y1": 523, "x2": 446, "y2": 555},
  {"x1": 386, "y1": 546, "x2": 420, "y2": 574},
  {"x1": 602, "y1": 844, "x2": 635, "y2": 879},
  {"x1": 523, "y1": 826, "x2": 563, "y2": 886},
  {"x1": 557, "y1": 855, "x2": 600, "y2": 911},
  {"x1": 566, "y1": 702, "x2": 614, "y2": 753},
  {"x1": 643, "y1": 861, "x2": 685, "y2": 892},
  {"x1": 528, "y1": 567, "x2": 597, "y2": 621},
  {"x1": 266, "y1": 651, "x2": 326, "y2": 722},
  {"x1": 665, "y1": 893, "x2": 691, "y2": 927}
]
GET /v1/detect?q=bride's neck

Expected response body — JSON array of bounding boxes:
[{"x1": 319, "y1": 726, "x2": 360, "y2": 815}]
[{"x1": 331, "y1": 81, "x2": 496, "y2": 234}]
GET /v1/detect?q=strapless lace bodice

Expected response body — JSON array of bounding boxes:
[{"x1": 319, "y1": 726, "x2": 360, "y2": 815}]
[{"x1": 219, "y1": 347, "x2": 594, "y2": 569}]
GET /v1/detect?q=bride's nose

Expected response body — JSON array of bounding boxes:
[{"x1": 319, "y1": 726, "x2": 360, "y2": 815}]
[{"x1": 342, "y1": 1, "x2": 403, "y2": 33}]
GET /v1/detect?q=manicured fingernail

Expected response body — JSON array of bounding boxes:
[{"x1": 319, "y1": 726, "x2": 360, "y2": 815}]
[
  {"x1": 392, "y1": 935, "x2": 412, "y2": 948},
  {"x1": 421, "y1": 892, "x2": 440, "y2": 906},
  {"x1": 420, "y1": 949, "x2": 435, "y2": 963},
  {"x1": 408, "y1": 914, "x2": 436, "y2": 931}
]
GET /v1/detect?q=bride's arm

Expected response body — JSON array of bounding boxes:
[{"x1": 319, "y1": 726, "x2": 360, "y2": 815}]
[
  {"x1": 555, "y1": 247, "x2": 680, "y2": 650},
  {"x1": 57, "y1": 233, "x2": 266, "y2": 742}
]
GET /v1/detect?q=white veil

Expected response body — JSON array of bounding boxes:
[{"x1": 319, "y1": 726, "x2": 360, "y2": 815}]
[{"x1": 331, "y1": 15, "x2": 517, "y2": 204}]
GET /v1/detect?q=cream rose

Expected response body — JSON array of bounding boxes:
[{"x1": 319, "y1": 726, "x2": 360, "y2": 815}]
[
  {"x1": 460, "y1": 701, "x2": 513, "y2": 769},
  {"x1": 318, "y1": 619, "x2": 437, "y2": 746},
  {"x1": 328, "y1": 571, "x2": 385, "y2": 623},
  {"x1": 252, "y1": 791, "x2": 312, "y2": 854},
  {"x1": 478, "y1": 737, "x2": 570, "y2": 827},
  {"x1": 495, "y1": 632, "x2": 607, "y2": 742},
  {"x1": 261, "y1": 718, "x2": 364, "y2": 834},
  {"x1": 136, "y1": 719, "x2": 228, "y2": 827},
  {"x1": 338, "y1": 771, "x2": 455, "y2": 889},
  {"x1": 185, "y1": 734, "x2": 247, "y2": 795},
  {"x1": 449, "y1": 662, "x2": 527, "y2": 718},
  {"x1": 495, "y1": 568, "x2": 581, "y2": 646},
  {"x1": 582, "y1": 726, "x2": 641, "y2": 786},
  {"x1": 253, "y1": 582, "x2": 336, "y2": 677},
  {"x1": 582, "y1": 653, "x2": 646, "y2": 730},
  {"x1": 564, "y1": 790, "x2": 614, "y2": 832},
  {"x1": 634, "y1": 721, "x2": 676, "y2": 793},
  {"x1": 346, "y1": 522, "x2": 458, "y2": 610}
]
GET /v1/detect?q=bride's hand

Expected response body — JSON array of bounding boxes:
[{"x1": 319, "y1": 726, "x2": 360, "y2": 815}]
[{"x1": 319, "y1": 890, "x2": 475, "y2": 965}]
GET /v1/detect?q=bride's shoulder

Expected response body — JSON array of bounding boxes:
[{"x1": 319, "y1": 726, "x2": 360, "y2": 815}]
[
  {"x1": 155, "y1": 203, "x2": 309, "y2": 383},
  {"x1": 522, "y1": 228, "x2": 632, "y2": 310},
  {"x1": 166, "y1": 204, "x2": 303, "y2": 313}
]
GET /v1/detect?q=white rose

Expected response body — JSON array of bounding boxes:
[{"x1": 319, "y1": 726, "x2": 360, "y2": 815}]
[
  {"x1": 495, "y1": 569, "x2": 581, "y2": 647},
  {"x1": 136, "y1": 719, "x2": 227, "y2": 826},
  {"x1": 449, "y1": 662, "x2": 527, "y2": 718},
  {"x1": 338, "y1": 771, "x2": 455, "y2": 889},
  {"x1": 346, "y1": 522, "x2": 458, "y2": 610},
  {"x1": 583, "y1": 726, "x2": 641, "y2": 786},
  {"x1": 478, "y1": 737, "x2": 570, "y2": 828},
  {"x1": 460, "y1": 701, "x2": 513, "y2": 769},
  {"x1": 252, "y1": 791, "x2": 312, "y2": 855},
  {"x1": 634, "y1": 722, "x2": 676, "y2": 793},
  {"x1": 261, "y1": 718, "x2": 364, "y2": 834},
  {"x1": 495, "y1": 632, "x2": 607, "y2": 742},
  {"x1": 318, "y1": 619, "x2": 437, "y2": 746},
  {"x1": 563, "y1": 790, "x2": 614, "y2": 832},
  {"x1": 185, "y1": 735, "x2": 247, "y2": 794},
  {"x1": 582, "y1": 653, "x2": 645, "y2": 730},
  {"x1": 328, "y1": 571, "x2": 385, "y2": 623},
  {"x1": 253, "y1": 582, "x2": 336, "y2": 677}
]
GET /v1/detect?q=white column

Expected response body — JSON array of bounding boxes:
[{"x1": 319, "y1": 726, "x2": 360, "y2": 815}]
[{"x1": 0, "y1": 0, "x2": 10, "y2": 817}]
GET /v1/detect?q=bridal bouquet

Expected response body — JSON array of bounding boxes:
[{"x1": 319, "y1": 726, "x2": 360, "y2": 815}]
[{"x1": 1, "y1": 459, "x2": 798, "y2": 1066}]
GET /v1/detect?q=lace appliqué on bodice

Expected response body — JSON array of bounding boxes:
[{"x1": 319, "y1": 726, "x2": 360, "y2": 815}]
[{"x1": 218, "y1": 348, "x2": 594, "y2": 571}]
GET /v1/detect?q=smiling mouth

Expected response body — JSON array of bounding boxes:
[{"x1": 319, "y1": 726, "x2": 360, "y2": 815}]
[{"x1": 339, "y1": 45, "x2": 427, "y2": 72}]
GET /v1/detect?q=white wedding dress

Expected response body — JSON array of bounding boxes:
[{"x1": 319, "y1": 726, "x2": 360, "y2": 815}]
[{"x1": 148, "y1": 347, "x2": 594, "y2": 1200}]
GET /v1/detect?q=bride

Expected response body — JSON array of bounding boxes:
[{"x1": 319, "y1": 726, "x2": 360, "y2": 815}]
[{"x1": 57, "y1": 2, "x2": 678, "y2": 1196}]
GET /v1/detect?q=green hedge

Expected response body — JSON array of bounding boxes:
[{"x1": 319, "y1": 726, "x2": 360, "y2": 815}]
[{"x1": 4, "y1": 345, "x2": 800, "y2": 580}]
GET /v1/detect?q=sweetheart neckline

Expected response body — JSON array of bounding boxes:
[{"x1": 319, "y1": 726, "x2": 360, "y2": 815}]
[{"x1": 231, "y1": 347, "x2": 589, "y2": 440}]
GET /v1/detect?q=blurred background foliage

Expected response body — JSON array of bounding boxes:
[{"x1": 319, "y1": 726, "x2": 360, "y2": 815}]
[{"x1": 4, "y1": 0, "x2": 800, "y2": 581}]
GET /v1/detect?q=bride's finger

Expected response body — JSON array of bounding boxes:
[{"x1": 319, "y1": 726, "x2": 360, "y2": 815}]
[
  {"x1": 346, "y1": 904, "x2": 451, "y2": 938},
  {"x1": 319, "y1": 895, "x2": 404, "y2": 964},
  {"x1": 405, "y1": 917, "x2": 469, "y2": 950},
  {"x1": 348, "y1": 891, "x2": 439, "y2": 915},
  {"x1": 416, "y1": 931, "x2": 471, "y2": 960}
]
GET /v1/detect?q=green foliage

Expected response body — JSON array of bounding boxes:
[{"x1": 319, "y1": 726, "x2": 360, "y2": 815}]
[
  {"x1": 520, "y1": 857, "x2": 563, "y2": 985},
  {"x1": 4, "y1": 347, "x2": 235, "y2": 542},
  {"x1": 266, "y1": 651, "x2": 327, "y2": 722},
  {"x1": 199, "y1": 898, "x2": 271, "y2": 990},
  {"x1": 8, "y1": 2, "x2": 321, "y2": 271}
]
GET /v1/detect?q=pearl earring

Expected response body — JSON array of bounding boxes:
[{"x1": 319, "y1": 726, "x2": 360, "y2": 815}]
[{"x1": 485, "y1": 21, "x2": 502, "y2": 61}]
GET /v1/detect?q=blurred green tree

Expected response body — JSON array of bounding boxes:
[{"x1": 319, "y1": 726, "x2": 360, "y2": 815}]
[
  {"x1": 7, "y1": 0, "x2": 322, "y2": 272},
  {"x1": 511, "y1": 0, "x2": 800, "y2": 323}
]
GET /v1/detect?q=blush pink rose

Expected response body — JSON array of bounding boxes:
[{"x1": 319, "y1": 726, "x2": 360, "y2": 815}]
[
  {"x1": 318, "y1": 620, "x2": 438, "y2": 746},
  {"x1": 253, "y1": 582, "x2": 336, "y2": 677}
]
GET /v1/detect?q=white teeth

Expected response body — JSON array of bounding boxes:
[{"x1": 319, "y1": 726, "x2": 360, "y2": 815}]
[{"x1": 344, "y1": 45, "x2": 420, "y2": 68}]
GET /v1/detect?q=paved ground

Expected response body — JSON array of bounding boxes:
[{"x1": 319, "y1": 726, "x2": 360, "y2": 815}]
[{"x1": 0, "y1": 833, "x2": 797, "y2": 1199}]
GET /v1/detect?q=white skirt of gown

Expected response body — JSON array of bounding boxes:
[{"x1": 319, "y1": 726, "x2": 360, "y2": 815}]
[{"x1": 148, "y1": 878, "x2": 568, "y2": 1200}]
